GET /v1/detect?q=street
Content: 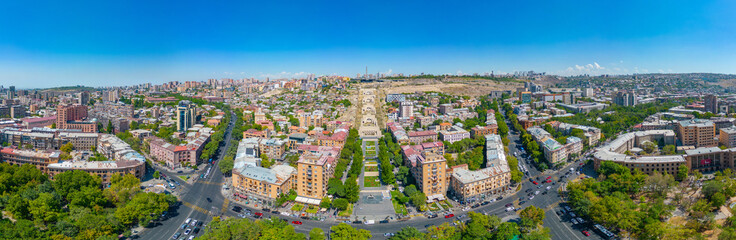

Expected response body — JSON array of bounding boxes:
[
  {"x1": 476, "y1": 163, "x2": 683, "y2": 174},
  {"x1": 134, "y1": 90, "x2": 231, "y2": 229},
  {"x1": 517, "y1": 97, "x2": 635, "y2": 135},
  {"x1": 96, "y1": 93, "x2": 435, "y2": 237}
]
[{"x1": 138, "y1": 111, "x2": 236, "y2": 240}]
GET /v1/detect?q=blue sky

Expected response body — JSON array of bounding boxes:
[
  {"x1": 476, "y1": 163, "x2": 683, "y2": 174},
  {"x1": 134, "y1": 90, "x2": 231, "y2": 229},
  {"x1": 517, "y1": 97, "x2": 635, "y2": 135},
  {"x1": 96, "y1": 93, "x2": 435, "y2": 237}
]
[{"x1": 0, "y1": 0, "x2": 734, "y2": 88}]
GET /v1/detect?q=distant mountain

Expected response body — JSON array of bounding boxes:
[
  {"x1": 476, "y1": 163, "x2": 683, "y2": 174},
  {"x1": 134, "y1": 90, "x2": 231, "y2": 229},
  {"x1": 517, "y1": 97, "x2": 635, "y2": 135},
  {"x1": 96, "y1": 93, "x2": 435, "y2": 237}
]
[{"x1": 39, "y1": 85, "x2": 96, "y2": 92}]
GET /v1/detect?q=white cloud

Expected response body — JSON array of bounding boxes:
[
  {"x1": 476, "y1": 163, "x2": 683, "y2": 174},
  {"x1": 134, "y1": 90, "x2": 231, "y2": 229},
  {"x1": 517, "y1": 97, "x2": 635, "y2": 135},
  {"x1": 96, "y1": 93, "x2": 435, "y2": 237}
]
[
  {"x1": 257, "y1": 71, "x2": 312, "y2": 79},
  {"x1": 558, "y1": 62, "x2": 606, "y2": 75}
]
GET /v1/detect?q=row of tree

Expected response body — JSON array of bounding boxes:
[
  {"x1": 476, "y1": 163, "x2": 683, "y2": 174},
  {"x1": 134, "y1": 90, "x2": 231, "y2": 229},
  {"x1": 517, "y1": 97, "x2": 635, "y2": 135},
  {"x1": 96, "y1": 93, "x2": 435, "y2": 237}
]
[
  {"x1": 198, "y1": 216, "x2": 370, "y2": 240},
  {"x1": 388, "y1": 207, "x2": 551, "y2": 240}
]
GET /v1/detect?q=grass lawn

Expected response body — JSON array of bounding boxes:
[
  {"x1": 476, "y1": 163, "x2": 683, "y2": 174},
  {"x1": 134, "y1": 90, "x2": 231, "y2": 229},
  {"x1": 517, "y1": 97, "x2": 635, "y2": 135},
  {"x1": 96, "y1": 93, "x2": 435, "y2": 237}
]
[
  {"x1": 365, "y1": 150, "x2": 376, "y2": 156},
  {"x1": 439, "y1": 200, "x2": 452, "y2": 209},
  {"x1": 305, "y1": 205, "x2": 319, "y2": 214},
  {"x1": 365, "y1": 166, "x2": 379, "y2": 172},
  {"x1": 365, "y1": 160, "x2": 378, "y2": 165},
  {"x1": 179, "y1": 175, "x2": 189, "y2": 181},
  {"x1": 339, "y1": 204, "x2": 353, "y2": 217},
  {"x1": 392, "y1": 199, "x2": 409, "y2": 215},
  {"x1": 364, "y1": 176, "x2": 381, "y2": 187},
  {"x1": 428, "y1": 202, "x2": 441, "y2": 211},
  {"x1": 291, "y1": 204, "x2": 304, "y2": 212}
]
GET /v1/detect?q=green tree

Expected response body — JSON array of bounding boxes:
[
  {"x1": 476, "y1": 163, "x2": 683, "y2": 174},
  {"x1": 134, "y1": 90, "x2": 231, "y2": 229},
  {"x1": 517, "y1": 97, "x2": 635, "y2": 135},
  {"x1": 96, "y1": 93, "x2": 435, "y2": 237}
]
[
  {"x1": 153, "y1": 171, "x2": 161, "y2": 179},
  {"x1": 327, "y1": 178, "x2": 345, "y2": 197},
  {"x1": 333, "y1": 198, "x2": 349, "y2": 211},
  {"x1": 60, "y1": 142, "x2": 74, "y2": 153},
  {"x1": 463, "y1": 212, "x2": 500, "y2": 239},
  {"x1": 261, "y1": 155, "x2": 274, "y2": 168},
  {"x1": 519, "y1": 206, "x2": 545, "y2": 227},
  {"x1": 426, "y1": 222, "x2": 461, "y2": 240},
  {"x1": 677, "y1": 164, "x2": 689, "y2": 181},
  {"x1": 320, "y1": 197, "x2": 331, "y2": 209},
  {"x1": 29, "y1": 192, "x2": 61, "y2": 224},
  {"x1": 199, "y1": 217, "x2": 262, "y2": 239},
  {"x1": 114, "y1": 192, "x2": 174, "y2": 226},
  {"x1": 663, "y1": 144, "x2": 677, "y2": 155},
  {"x1": 344, "y1": 177, "x2": 360, "y2": 203},
  {"x1": 219, "y1": 155, "x2": 235, "y2": 175},
  {"x1": 309, "y1": 228, "x2": 325, "y2": 240},
  {"x1": 53, "y1": 170, "x2": 102, "y2": 202},
  {"x1": 330, "y1": 223, "x2": 371, "y2": 240},
  {"x1": 391, "y1": 227, "x2": 425, "y2": 240},
  {"x1": 410, "y1": 192, "x2": 426, "y2": 210},
  {"x1": 104, "y1": 174, "x2": 141, "y2": 205},
  {"x1": 7, "y1": 195, "x2": 31, "y2": 220},
  {"x1": 493, "y1": 222, "x2": 521, "y2": 240},
  {"x1": 711, "y1": 192, "x2": 727, "y2": 208}
]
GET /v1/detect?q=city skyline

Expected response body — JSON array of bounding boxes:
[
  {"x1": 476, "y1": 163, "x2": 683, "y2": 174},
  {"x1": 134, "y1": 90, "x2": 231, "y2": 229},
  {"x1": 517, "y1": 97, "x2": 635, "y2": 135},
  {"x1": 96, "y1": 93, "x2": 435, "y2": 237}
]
[{"x1": 1, "y1": 0, "x2": 735, "y2": 88}]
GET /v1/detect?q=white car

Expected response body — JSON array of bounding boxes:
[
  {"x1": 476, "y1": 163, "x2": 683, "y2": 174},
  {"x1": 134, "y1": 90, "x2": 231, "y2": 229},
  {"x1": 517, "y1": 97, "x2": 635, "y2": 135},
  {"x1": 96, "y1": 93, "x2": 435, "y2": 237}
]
[
  {"x1": 185, "y1": 218, "x2": 192, "y2": 224},
  {"x1": 184, "y1": 228, "x2": 192, "y2": 235}
]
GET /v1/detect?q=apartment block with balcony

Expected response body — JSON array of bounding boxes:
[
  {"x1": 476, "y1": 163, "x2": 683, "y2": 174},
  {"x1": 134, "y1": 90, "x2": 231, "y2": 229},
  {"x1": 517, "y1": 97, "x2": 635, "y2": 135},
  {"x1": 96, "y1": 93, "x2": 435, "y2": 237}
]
[{"x1": 296, "y1": 152, "x2": 337, "y2": 201}]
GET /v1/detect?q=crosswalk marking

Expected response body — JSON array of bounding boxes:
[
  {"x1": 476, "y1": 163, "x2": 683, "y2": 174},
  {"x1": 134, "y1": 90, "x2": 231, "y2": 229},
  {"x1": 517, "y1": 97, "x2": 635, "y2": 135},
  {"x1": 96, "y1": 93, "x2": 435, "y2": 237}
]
[
  {"x1": 182, "y1": 201, "x2": 210, "y2": 215},
  {"x1": 221, "y1": 198, "x2": 230, "y2": 214},
  {"x1": 198, "y1": 181, "x2": 221, "y2": 185}
]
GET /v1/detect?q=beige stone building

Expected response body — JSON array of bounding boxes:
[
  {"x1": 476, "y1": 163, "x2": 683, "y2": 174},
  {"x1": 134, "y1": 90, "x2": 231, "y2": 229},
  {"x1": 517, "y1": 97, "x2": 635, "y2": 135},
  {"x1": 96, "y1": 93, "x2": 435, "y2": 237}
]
[
  {"x1": 677, "y1": 119, "x2": 716, "y2": 147},
  {"x1": 232, "y1": 164, "x2": 296, "y2": 202},
  {"x1": 296, "y1": 152, "x2": 337, "y2": 201},
  {"x1": 411, "y1": 152, "x2": 448, "y2": 199}
]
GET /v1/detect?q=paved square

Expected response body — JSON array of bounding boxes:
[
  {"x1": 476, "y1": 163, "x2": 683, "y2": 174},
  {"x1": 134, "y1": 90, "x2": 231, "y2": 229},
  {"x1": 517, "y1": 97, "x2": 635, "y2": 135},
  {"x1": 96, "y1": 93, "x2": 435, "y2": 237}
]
[{"x1": 354, "y1": 192, "x2": 395, "y2": 219}]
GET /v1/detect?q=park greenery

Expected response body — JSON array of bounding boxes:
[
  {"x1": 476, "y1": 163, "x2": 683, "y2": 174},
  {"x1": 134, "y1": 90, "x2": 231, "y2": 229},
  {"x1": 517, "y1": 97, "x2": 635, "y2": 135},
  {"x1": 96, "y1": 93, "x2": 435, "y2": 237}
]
[
  {"x1": 566, "y1": 160, "x2": 736, "y2": 239},
  {"x1": 0, "y1": 164, "x2": 176, "y2": 239}
]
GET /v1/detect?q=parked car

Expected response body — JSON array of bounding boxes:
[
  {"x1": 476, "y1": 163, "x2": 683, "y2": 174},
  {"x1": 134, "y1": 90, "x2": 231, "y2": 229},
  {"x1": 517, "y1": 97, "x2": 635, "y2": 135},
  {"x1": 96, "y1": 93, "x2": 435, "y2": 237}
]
[
  {"x1": 172, "y1": 232, "x2": 181, "y2": 239},
  {"x1": 184, "y1": 229, "x2": 192, "y2": 235},
  {"x1": 185, "y1": 218, "x2": 192, "y2": 224},
  {"x1": 444, "y1": 214, "x2": 455, "y2": 218},
  {"x1": 254, "y1": 212, "x2": 263, "y2": 218},
  {"x1": 582, "y1": 230, "x2": 591, "y2": 236},
  {"x1": 291, "y1": 221, "x2": 302, "y2": 225}
]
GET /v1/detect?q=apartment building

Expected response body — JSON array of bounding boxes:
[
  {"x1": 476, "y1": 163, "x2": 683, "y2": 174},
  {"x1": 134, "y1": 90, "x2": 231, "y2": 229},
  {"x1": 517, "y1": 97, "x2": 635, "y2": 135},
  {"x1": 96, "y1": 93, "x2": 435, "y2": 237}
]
[
  {"x1": 528, "y1": 127, "x2": 584, "y2": 164},
  {"x1": 148, "y1": 135, "x2": 210, "y2": 168},
  {"x1": 1, "y1": 135, "x2": 146, "y2": 185},
  {"x1": 470, "y1": 125, "x2": 498, "y2": 138},
  {"x1": 56, "y1": 103, "x2": 97, "y2": 133},
  {"x1": 439, "y1": 125, "x2": 470, "y2": 143},
  {"x1": 408, "y1": 130, "x2": 438, "y2": 145},
  {"x1": 232, "y1": 164, "x2": 297, "y2": 203},
  {"x1": 677, "y1": 119, "x2": 716, "y2": 148},
  {"x1": 720, "y1": 126, "x2": 736, "y2": 148},
  {"x1": 296, "y1": 151, "x2": 338, "y2": 201},
  {"x1": 47, "y1": 159, "x2": 146, "y2": 185},
  {"x1": 450, "y1": 134, "x2": 511, "y2": 201},
  {"x1": 411, "y1": 152, "x2": 448, "y2": 199},
  {"x1": 259, "y1": 138, "x2": 286, "y2": 160},
  {"x1": 0, "y1": 148, "x2": 61, "y2": 173}
]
